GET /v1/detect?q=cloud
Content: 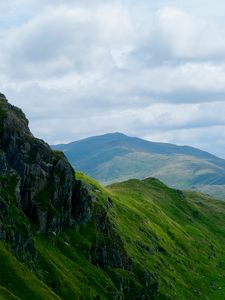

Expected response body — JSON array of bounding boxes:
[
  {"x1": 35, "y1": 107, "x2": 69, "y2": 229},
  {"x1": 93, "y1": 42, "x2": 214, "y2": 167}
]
[
  {"x1": 1, "y1": 4, "x2": 136, "y2": 79},
  {"x1": 157, "y1": 7, "x2": 225, "y2": 59},
  {"x1": 1, "y1": 1, "x2": 225, "y2": 157},
  {"x1": 144, "y1": 125, "x2": 225, "y2": 159}
]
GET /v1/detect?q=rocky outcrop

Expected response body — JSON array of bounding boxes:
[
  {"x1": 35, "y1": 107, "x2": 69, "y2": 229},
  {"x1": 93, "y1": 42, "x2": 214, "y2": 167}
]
[
  {"x1": 0, "y1": 93, "x2": 91, "y2": 234},
  {"x1": 0, "y1": 154, "x2": 36, "y2": 265}
]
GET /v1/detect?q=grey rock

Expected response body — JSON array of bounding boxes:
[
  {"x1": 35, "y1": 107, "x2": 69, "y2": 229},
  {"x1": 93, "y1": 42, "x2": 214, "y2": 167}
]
[{"x1": 0, "y1": 95, "x2": 91, "y2": 233}]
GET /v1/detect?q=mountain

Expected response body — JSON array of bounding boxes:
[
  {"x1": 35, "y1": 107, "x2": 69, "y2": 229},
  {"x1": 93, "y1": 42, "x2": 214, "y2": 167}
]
[
  {"x1": 0, "y1": 94, "x2": 157, "y2": 299},
  {"x1": 2, "y1": 94, "x2": 225, "y2": 300},
  {"x1": 52, "y1": 132, "x2": 225, "y2": 199}
]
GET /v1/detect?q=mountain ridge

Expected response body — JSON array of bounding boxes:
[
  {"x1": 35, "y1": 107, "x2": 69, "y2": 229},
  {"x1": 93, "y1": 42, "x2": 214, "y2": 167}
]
[
  {"x1": 52, "y1": 132, "x2": 225, "y2": 199},
  {"x1": 54, "y1": 131, "x2": 221, "y2": 160}
]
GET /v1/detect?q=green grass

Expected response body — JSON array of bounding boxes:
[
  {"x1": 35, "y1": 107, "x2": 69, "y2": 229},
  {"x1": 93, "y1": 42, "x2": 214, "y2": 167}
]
[
  {"x1": 108, "y1": 178, "x2": 225, "y2": 299},
  {"x1": 0, "y1": 242, "x2": 59, "y2": 300},
  {"x1": 35, "y1": 232, "x2": 117, "y2": 300}
]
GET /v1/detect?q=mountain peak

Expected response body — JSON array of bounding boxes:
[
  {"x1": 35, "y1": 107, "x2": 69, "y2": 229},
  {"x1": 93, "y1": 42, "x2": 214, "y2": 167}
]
[
  {"x1": 93, "y1": 132, "x2": 128, "y2": 139},
  {"x1": 110, "y1": 132, "x2": 127, "y2": 136}
]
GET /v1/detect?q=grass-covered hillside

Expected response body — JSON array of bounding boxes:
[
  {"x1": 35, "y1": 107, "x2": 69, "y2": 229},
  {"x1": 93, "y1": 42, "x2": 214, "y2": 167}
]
[
  {"x1": 75, "y1": 173, "x2": 225, "y2": 300},
  {"x1": 107, "y1": 177, "x2": 225, "y2": 300},
  {"x1": 0, "y1": 170, "x2": 157, "y2": 300},
  {"x1": 78, "y1": 173, "x2": 225, "y2": 300},
  {"x1": 52, "y1": 132, "x2": 225, "y2": 199},
  {"x1": 2, "y1": 171, "x2": 225, "y2": 299}
]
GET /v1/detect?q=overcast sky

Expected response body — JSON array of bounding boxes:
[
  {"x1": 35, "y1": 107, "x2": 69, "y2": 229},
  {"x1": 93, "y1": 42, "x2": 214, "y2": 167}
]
[{"x1": 1, "y1": 1, "x2": 225, "y2": 158}]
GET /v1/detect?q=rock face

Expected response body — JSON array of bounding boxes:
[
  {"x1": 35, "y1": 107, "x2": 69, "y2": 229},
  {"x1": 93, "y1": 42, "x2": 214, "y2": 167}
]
[{"x1": 0, "y1": 93, "x2": 91, "y2": 234}]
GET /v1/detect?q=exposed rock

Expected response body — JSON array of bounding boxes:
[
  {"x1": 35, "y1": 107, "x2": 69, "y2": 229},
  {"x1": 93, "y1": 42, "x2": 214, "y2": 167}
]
[
  {"x1": 72, "y1": 179, "x2": 92, "y2": 224},
  {"x1": 0, "y1": 169, "x2": 36, "y2": 266},
  {"x1": 0, "y1": 94, "x2": 91, "y2": 233},
  {"x1": 91, "y1": 206, "x2": 132, "y2": 269}
]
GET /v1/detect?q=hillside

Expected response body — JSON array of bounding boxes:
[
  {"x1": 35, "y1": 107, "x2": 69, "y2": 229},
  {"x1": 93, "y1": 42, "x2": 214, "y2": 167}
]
[
  {"x1": 75, "y1": 172, "x2": 225, "y2": 300},
  {"x1": 52, "y1": 133, "x2": 225, "y2": 199},
  {"x1": 2, "y1": 94, "x2": 225, "y2": 300},
  {"x1": 108, "y1": 178, "x2": 225, "y2": 300}
]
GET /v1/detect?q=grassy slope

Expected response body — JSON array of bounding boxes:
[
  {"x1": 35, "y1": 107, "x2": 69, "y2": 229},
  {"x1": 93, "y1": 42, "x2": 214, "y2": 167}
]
[
  {"x1": 2, "y1": 172, "x2": 225, "y2": 299},
  {"x1": 0, "y1": 231, "x2": 118, "y2": 300},
  {"x1": 108, "y1": 178, "x2": 225, "y2": 299},
  {"x1": 92, "y1": 152, "x2": 224, "y2": 187},
  {"x1": 0, "y1": 172, "x2": 152, "y2": 300},
  {"x1": 0, "y1": 242, "x2": 59, "y2": 300},
  {"x1": 35, "y1": 229, "x2": 117, "y2": 300}
]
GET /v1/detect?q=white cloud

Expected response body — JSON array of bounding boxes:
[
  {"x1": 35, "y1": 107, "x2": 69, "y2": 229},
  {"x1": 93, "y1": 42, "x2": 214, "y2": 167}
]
[
  {"x1": 1, "y1": 1, "x2": 225, "y2": 157},
  {"x1": 144, "y1": 126, "x2": 225, "y2": 159},
  {"x1": 157, "y1": 7, "x2": 225, "y2": 58},
  {"x1": 0, "y1": 4, "x2": 136, "y2": 80}
]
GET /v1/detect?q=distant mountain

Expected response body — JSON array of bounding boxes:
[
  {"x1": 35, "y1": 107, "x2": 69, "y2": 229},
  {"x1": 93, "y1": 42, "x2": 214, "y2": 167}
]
[{"x1": 52, "y1": 132, "x2": 225, "y2": 199}]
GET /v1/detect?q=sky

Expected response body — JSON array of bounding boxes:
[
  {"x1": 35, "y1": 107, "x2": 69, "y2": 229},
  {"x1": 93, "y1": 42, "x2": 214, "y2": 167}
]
[{"x1": 1, "y1": 0, "x2": 225, "y2": 158}]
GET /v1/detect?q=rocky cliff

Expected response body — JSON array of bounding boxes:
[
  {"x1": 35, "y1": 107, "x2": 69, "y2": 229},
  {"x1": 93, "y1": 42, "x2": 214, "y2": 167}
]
[{"x1": 0, "y1": 93, "x2": 90, "y2": 233}]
